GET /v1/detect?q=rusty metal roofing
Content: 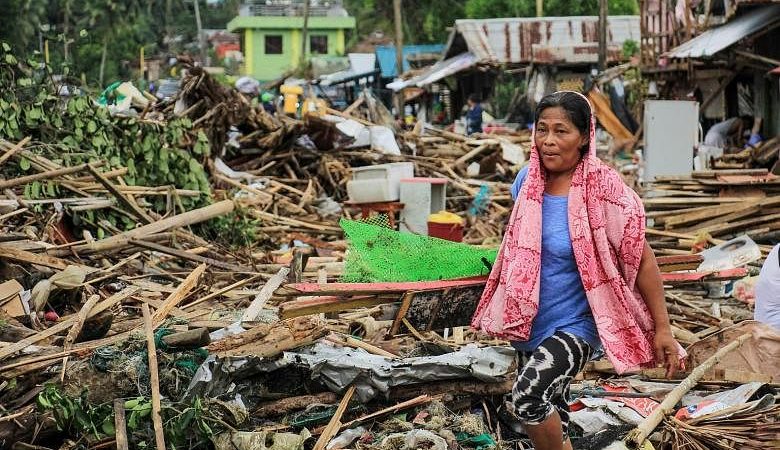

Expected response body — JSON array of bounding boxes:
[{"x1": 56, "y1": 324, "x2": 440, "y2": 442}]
[
  {"x1": 665, "y1": 4, "x2": 780, "y2": 58},
  {"x1": 446, "y1": 16, "x2": 641, "y2": 64}
]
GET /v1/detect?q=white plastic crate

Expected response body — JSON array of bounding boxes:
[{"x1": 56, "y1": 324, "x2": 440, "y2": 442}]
[{"x1": 347, "y1": 162, "x2": 414, "y2": 203}]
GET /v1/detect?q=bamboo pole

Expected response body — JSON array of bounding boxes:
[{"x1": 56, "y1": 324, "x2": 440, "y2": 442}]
[
  {"x1": 73, "y1": 199, "x2": 235, "y2": 254},
  {"x1": 142, "y1": 304, "x2": 166, "y2": 450},
  {"x1": 624, "y1": 332, "x2": 753, "y2": 448}
]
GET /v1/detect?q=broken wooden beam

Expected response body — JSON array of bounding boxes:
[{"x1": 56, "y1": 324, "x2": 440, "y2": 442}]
[
  {"x1": 276, "y1": 277, "x2": 487, "y2": 297},
  {"x1": 207, "y1": 317, "x2": 327, "y2": 358},
  {"x1": 160, "y1": 328, "x2": 211, "y2": 350},
  {"x1": 73, "y1": 200, "x2": 235, "y2": 254}
]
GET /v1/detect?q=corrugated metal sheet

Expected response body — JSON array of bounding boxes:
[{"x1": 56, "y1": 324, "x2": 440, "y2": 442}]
[
  {"x1": 450, "y1": 16, "x2": 640, "y2": 64},
  {"x1": 665, "y1": 5, "x2": 780, "y2": 58},
  {"x1": 386, "y1": 53, "x2": 478, "y2": 91},
  {"x1": 375, "y1": 44, "x2": 445, "y2": 78}
]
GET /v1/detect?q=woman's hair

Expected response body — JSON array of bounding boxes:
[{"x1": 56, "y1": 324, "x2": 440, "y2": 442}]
[{"x1": 535, "y1": 91, "x2": 592, "y2": 154}]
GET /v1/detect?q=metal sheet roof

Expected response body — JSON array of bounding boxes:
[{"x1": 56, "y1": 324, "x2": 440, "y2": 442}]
[
  {"x1": 386, "y1": 52, "x2": 478, "y2": 91},
  {"x1": 665, "y1": 5, "x2": 780, "y2": 58},
  {"x1": 447, "y1": 16, "x2": 640, "y2": 64},
  {"x1": 375, "y1": 44, "x2": 445, "y2": 78}
]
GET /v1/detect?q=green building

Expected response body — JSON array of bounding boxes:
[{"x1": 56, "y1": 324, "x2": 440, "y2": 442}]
[{"x1": 227, "y1": 2, "x2": 355, "y2": 81}]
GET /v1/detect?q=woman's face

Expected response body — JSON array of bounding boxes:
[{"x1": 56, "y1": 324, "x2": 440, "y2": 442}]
[{"x1": 534, "y1": 106, "x2": 588, "y2": 174}]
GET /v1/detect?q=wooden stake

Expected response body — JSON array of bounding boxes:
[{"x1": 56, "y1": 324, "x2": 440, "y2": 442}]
[
  {"x1": 113, "y1": 399, "x2": 130, "y2": 450},
  {"x1": 142, "y1": 304, "x2": 166, "y2": 450},
  {"x1": 312, "y1": 385, "x2": 356, "y2": 450}
]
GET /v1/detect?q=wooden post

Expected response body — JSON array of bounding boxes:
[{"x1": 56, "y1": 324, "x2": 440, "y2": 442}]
[
  {"x1": 193, "y1": 0, "x2": 206, "y2": 64},
  {"x1": 598, "y1": 0, "x2": 608, "y2": 71},
  {"x1": 142, "y1": 304, "x2": 166, "y2": 450},
  {"x1": 536, "y1": 0, "x2": 543, "y2": 17},
  {"x1": 113, "y1": 399, "x2": 130, "y2": 450},
  {"x1": 393, "y1": 0, "x2": 405, "y2": 120}
]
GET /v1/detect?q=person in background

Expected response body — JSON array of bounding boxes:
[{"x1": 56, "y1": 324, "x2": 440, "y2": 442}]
[
  {"x1": 261, "y1": 92, "x2": 276, "y2": 114},
  {"x1": 754, "y1": 244, "x2": 780, "y2": 330},
  {"x1": 703, "y1": 115, "x2": 753, "y2": 150},
  {"x1": 466, "y1": 93, "x2": 483, "y2": 135},
  {"x1": 745, "y1": 116, "x2": 763, "y2": 148}
]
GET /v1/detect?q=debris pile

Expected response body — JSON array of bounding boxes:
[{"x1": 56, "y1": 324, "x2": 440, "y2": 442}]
[{"x1": 0, "y1": 48, "x2": 776, "y2": 450}]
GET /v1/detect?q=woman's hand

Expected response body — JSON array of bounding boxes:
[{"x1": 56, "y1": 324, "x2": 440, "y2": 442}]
[{"x1": 654, "y1": 328, "x2": 682, "y2": 378}]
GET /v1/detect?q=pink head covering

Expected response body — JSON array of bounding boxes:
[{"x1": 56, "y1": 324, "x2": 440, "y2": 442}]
[{"x1": 472, "y1": 91, "x2": 685, "y2": 373}]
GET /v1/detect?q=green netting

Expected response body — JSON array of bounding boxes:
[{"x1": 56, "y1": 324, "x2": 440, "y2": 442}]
[{"x1": 340, "y1": 218, "x2": 498, "y2": 282}]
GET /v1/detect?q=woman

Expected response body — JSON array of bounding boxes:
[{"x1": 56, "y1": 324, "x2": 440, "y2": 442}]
[{"x1": 472, "y1": 91, "x2": 684, "y2": 450}]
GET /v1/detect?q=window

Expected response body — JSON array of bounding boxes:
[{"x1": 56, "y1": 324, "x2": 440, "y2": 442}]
[
  {"x1": 265, "y1": 35, "x2": 283, "y2": 55},
  {"x1": 310, "y1": 35, "x2": 328, "y2": 54}
]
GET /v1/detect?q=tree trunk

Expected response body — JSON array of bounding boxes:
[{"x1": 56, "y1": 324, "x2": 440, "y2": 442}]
[{"x1": 99, "y1": 36, "x2": 108, "y2": 87}]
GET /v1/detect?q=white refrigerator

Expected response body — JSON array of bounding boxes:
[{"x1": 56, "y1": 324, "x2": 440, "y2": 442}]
[{"x1": 643, "y1": 100, "x2": 699, "y2": 183}]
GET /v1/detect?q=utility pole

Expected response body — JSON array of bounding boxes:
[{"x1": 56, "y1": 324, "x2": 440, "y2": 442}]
[
  {"x1": 300, "y1": 0, "x2": 311, "y2": 71},
  {"x1": 393, "y1": 0, "x2": 404, "y2": 120},
  {"x1": 63, "y1": 0, "x2": 70, "y2": 63},
  {"x1": 193, "y1": 0, "x2": 207, "y2": 65},
  {"x1": 536, "y1": 0, "x2": 543, "y2": 17},
  {"x1": 598, "y1": 0, "x2": 608, "y2": 71}
]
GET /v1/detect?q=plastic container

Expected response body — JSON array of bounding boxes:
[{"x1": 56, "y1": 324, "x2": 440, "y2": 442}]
[
  {"x1": 427, "y1": 211, "x2": 464, "y2": 242},
  {"x1": 347, "y1": 162, "x2": 414, "y2": 203}
]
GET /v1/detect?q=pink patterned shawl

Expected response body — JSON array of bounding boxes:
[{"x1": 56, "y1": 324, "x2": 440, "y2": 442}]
[{"x1": 471, "y1": 92, "x2": 681, "y2": 374}]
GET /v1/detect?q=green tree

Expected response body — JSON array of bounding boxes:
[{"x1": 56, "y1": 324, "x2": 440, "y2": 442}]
[
  {"x1": 0, "y1": 1, "x2": 48, "y2": 54},
  {"x1": 465, "y1": 0, "x2": 638, "y2": 18}
]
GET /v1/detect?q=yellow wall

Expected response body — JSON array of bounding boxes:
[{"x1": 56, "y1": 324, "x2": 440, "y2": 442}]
[
  {"x1": 336, "y1": 29, "x2": 345, "y2": 55},
  {"x1": 244, "y1": 29, "x2": 254, "y2": 76},
  {"x1": 291, "y1": 29, "x2": 301, "y2": 69}
]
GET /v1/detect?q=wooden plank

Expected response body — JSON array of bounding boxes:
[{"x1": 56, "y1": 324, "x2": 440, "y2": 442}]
[
  {"x1": 662, "y1": 203, "x2": 756, "y2": 228},
  {"x1": 312, "y1": 385, "x2": 356, "y2": 450},
  {"x1": 678, "y1": 203, "x2": 762, "y2": 233},
  {"x1": 151, "y1": 264, "x2": 206, "y2": 327},
  {"x1": 277, "y1": 277, "x2": 488, "y2": 296},
  {"x1": 402, "y1": 285, "x2": 484, "y2": 332},
  {"x1": 643, "y1": 197, "x2": 760, "y2": 206},
  {"x1": 0, "y1": 246, "x2": 79, "y2": 270},
  {"x1": 699, "y1": 212, "x2": 780, "y2": 236},
  {"x1": 390, "y1": 291, "x2": 416, "y2": 335},
  {"x1": 141, "y1": 304, "x2": 166, "y2": 450},
  {"x1": 661, "y1": 268, "x2": 748, "y2": 283},
  {"x1": 279, "y1": 295, "x2": 398, "y2": 319},
  {"x1": 241, "y1": 267, "x2": 289, "y2": 322},
  {"x1": 131, "y1": 239, "x2": 253, "y2": 273}
]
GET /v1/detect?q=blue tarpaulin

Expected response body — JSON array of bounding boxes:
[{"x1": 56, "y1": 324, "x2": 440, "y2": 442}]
[{"x1": 375, "y1": 44, "x2": 445, "y2": 78}]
